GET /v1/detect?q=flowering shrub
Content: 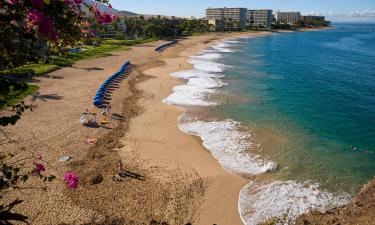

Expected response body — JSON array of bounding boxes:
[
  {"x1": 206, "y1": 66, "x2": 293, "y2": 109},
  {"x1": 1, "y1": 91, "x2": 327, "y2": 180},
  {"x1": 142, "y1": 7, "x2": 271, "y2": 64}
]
[
  {"x1": 0, "y1": 0, "x2": 116, "y2": 70},
  {"x1": 1, "y1": 2, "x2": 114, "y2": 224}
]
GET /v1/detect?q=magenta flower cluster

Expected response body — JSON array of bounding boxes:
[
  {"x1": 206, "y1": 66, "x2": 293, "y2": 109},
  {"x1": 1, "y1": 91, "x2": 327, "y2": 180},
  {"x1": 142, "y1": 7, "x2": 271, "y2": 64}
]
[
  {"x1": 33, "y1": 163, "x2": 45, "y2": 175},
  {"x1": 94, "y1": 2, "x2": 116, "y2": 25},
  {"x1": 27, "y1": 10, "x2": 58, "y2": 41},
  {"x1": 6, "y1": 0, "x2": 115, "y2": 41},
  {"x1": 32, "y1": 152, "x2": 79, "y2": 190},
  {"x1": 64, "y1": 172, "x2": 79, "y2": 189}
]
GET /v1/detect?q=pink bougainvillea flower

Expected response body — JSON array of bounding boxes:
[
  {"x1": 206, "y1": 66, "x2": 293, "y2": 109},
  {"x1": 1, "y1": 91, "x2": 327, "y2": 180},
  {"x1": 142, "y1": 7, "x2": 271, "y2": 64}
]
[
  {"x1": 108, "y1": 4, "x2": 112, "y2": 9},
  {"x1": 27, "y1": 10, "x2": 58, "y2": 41},
  {"x1": 94, "y1": 2, "x2": 101, "y2": 16},
  {"x1": 64, "y1": 172, "x2": 79, "y2": 189},
  {"x1": 73, "y1": 0, "x2": 83, "y2": 4},
  {"x1": 110, "y1": 14, "x2": 116, "y2": 22},
  {"x1": 33, "y1": 163, "x2": 45, "y2": 175},
  {"x1": 85, "y1": 21, "x2": 91, "y2": 27},
  {"x1": 100, "y1": 13, "x2": 115, "y2": 24}
]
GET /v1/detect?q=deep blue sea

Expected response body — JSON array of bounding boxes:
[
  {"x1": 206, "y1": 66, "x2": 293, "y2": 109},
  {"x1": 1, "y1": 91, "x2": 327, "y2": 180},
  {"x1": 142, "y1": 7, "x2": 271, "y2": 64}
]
[{"x1": 219, "y1": 23, "x2": 375, "y2": 194}]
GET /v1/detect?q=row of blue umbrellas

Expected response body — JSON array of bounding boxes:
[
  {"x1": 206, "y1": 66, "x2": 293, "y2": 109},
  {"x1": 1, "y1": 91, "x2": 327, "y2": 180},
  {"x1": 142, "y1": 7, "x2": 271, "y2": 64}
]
[
  {"x1": 93, "y1": 60, "x2": 131, "y2": 107},
  {"x1": 155, "y1": 40, "x2": 178, "y2": 52}
]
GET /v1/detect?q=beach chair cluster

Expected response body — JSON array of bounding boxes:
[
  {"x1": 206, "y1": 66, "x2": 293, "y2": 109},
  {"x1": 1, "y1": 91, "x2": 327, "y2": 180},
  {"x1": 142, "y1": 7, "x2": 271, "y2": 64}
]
[
  {"x1": 93, "y1": 60, "x2": 131, "y2": 107},
  {"x1": 155, "y1": 40, "x2": 178, "y2": 52}
]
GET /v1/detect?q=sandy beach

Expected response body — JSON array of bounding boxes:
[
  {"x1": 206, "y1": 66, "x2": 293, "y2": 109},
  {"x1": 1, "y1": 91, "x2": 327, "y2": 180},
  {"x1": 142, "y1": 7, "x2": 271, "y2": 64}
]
[
  {"x1": 118, "y1": 31, "x2": 277, "y2": 224},
  {"x1": 1, "y1": 31, "x2": 273, "y2": 225}
]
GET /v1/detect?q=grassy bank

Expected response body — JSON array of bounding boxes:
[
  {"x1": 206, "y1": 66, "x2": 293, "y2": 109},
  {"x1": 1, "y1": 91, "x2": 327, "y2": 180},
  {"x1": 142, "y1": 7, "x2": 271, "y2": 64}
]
[
  {"x1": 0, "y1": 79, "x2": 39, "y2": 109},
  {"x1": 102, "y1": 37, "x2": 158, "y2": 46},
  {"x1": 0, "y1": 42, "x2": 135, "y2": 108},
  {"x1": 6, "y1": 45, "x2": 131, "y2": 77}
]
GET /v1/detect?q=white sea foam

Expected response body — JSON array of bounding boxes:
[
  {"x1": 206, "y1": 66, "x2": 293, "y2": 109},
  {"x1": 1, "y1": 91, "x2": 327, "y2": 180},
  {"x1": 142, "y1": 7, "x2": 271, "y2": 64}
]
[
  {"x1": 239, "y1": 181, "x2": 350, "y2": 225},
  {"x1": 211, "y1": 43, "x2": 235, "y2": 52},
  {"x1": 163, "y1": 69, "x2": 225, "y2": 106},
  {"x1": 179, "y1": 119, "x2": 277, "y2": 174},
  {"x1": 191, "y1": 53, "x2": 223, "y2": 60},
  {"x1": 163, "y1": 85, "x2": 217, "y2": 106},
  {"x1": 170, "y1": 69, "x2": 223, "y2": 79},
  {"x1": 227, "y1": 40, "x2": 241, "y2": 43},
  {"x1": 188, "y1": 59, "x2": 226, "y2": 72},
  {"x1": 163, "y1": 76, "x2": 225, "y2": 106}
]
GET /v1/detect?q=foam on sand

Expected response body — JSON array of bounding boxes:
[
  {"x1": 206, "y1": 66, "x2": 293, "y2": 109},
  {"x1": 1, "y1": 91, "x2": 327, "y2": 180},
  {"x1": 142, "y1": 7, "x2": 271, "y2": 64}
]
[
  {"x1": 188, "y1": 58, "x2": 226, "y2": 72},
  {"x1": 191, "y1": 53, "x2": 223, "y2": 60},
  {"x1": 211, "y1": 43, "x2": 235, "y2": 52},
  {"x1": 178, "y1": 118, "x2": 277, "y2": 174},
  {"x1": 163, "y1": 50, "x2": 227, "y2": 106},
  {"x1": 163, "y1": 76, "x2": 224, "y2": 106},
  {"x1": 239, "y1": 180, "x2": 350, "y2": 225}
]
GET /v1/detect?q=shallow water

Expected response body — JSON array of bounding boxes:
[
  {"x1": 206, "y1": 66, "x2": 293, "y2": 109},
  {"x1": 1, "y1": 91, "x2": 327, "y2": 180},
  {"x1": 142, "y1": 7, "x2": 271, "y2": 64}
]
[
  {"x1": 218, "y1": 23, "x2": 375, "y2": 194},
  {"x1": 164, "y1": 23, "x2": 375, "y2": 224}
]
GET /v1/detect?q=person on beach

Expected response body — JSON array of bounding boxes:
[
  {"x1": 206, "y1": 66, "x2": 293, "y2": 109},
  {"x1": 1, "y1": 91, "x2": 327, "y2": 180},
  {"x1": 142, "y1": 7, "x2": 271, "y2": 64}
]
[
  {"x1": 85, "y1": 105, "x2": 89, "y2": 114},
  {"x1": 101, "y1": 106, "x2": 111, "y2": 116}
]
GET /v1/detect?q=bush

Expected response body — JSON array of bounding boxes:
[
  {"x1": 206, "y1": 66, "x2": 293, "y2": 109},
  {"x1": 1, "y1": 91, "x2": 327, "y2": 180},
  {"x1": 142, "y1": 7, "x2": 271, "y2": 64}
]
[{"x1": 115, "y1": 32, "x2": 125, "y2": 40}]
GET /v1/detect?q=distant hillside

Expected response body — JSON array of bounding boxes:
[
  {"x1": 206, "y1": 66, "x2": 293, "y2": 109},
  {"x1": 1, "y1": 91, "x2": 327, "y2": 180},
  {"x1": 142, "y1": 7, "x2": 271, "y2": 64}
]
[
  {"x1": 83, "y1": 0, "x2": 138, "y2": 17},
  {"x1": 83, "y1": 0, "x2": 185, "y2": 19},
  {"x1": 117, "y1": 10, "x2": 139, "y2": 17}
]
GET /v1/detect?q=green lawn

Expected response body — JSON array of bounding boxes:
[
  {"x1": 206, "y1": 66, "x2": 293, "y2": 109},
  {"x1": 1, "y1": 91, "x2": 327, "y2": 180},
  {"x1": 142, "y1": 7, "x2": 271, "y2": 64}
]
[
  {"x1": 102, "y1": 37, "x2": 158, "y2": 46},
  {"x1": 0, "y1": 83, "x2": 39, "y2": 109},
  {"x1": 6, "y1": 45, "x2": 131, "y2": 76},
  {"x1": 0, "y1": 37, "x2": 161, "y2": 108},
  {"x1": 0, "y1": 44, "x2": 133, "y2": 108}
]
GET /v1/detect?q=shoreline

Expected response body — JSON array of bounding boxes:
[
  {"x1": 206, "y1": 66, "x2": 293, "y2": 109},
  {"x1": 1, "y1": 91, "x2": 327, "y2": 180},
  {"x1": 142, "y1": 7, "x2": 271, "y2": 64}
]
[
  {"x1": 119, "y1": 32, "x2": 272, "y2": 224},
  {"x1": 3, "y1": 27, "x2": 367, "y2": 225}
]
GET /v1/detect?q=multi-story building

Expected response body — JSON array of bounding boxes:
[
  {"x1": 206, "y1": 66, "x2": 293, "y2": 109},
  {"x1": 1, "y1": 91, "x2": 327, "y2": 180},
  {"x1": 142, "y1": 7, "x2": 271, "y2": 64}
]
[
  {"x1": 301, "y1": 15, "x2": 325, "y2": 23},
  {"x1": 275, "y1": 11, "x2": 301, "y2": 25},
  {"x1": 95, "y1": 18, "x2": 127, "y2": 38},
  {"x1": 246, "y1": 9, "x2": 273, "y2": 29},
  {"x1": 208, "y1": 19, "x2": 224, "y2": 31},
  {"x1": 206, "y1": 7, "x2": 247, "y2": 30}
]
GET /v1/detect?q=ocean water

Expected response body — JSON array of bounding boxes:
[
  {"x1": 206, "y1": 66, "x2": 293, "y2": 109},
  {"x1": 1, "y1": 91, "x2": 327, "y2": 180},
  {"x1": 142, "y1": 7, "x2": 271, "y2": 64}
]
[{"x1": 164, "y1": 23, "x2": 375, "y2": 224}]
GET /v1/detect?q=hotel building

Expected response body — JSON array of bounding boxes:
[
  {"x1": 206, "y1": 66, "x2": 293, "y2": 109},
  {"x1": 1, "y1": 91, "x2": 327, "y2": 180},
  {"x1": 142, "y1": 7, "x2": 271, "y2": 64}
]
[
  {"x1": 96, "y1": 18, "x2": 127, "y2": 38},
  {"x1": 206, "y1": 7, "x2": 247, "y2": 30},
  {"x1": 246, "y1": 9, "x2": 273, "y2": 29},
  {"x1": 275, "y1": 11, "x2": 301, "y2": 25},
  {"x1": 301, "y1": 15, "x2": 325, "y2": 23}
]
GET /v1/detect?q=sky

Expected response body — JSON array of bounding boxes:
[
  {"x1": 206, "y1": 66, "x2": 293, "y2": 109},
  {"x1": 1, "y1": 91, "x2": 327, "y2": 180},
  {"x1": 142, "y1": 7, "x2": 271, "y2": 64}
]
[{"x1": 109, "y1": 0, "x2": 375, "y2": 22}]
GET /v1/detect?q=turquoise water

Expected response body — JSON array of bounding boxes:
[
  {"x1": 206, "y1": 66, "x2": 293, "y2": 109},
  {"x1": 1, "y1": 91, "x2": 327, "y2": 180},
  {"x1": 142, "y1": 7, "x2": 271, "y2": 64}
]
[{"x1": 218, "y1": 23, "x2": 375, "y2": 194}]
